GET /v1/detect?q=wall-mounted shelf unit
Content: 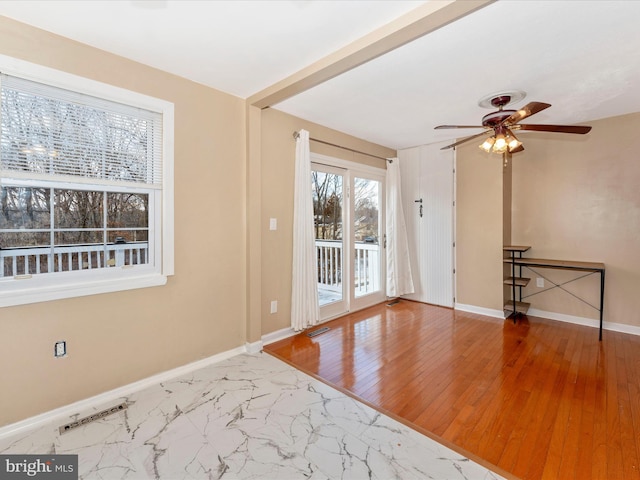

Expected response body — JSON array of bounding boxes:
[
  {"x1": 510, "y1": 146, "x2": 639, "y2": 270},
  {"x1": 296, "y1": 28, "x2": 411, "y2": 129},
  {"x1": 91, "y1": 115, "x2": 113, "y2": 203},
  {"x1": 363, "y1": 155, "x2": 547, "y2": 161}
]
[{"x1": 503, "y1": 246, "x2": 531, "y2": 318}]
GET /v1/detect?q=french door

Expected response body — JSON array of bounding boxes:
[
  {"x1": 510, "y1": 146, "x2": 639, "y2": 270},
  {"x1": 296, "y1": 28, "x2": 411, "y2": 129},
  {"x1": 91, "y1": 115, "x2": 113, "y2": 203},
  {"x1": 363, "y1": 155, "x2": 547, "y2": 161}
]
[{"x1": 312, "y1": 159, "x2": 385, "y2": 321}]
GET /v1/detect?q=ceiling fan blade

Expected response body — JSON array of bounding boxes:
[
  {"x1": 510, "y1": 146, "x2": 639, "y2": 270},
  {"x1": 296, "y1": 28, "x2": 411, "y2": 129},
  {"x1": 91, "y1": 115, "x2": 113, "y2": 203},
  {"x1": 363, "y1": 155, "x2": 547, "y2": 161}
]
[
  {"x1": 440, "y1": 131, "x2": 489, "y2": 150},
  {"x1": 435, "y1": 125, "x2": 486, "y2": 129},
  {"x1": 502, "y1": 102, "x2": 552, "y2": 126},
  {"x1": 514, "y1": 124, "x2": 592, "y2": 134}
]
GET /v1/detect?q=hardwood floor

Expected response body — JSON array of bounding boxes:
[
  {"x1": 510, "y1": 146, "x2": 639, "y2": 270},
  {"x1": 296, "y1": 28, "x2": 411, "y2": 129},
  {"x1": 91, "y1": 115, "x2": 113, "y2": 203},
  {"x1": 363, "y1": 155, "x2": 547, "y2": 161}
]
[{"x1": 264, "y1": 300, "x2": 640, "y2": 480}]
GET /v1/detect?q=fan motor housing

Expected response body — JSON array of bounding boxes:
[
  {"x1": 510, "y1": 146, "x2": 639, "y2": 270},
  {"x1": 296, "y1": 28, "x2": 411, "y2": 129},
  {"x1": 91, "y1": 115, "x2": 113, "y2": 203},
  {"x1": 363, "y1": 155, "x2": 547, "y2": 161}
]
[{"x1": 482, "y1": 110, "x2": 516, "y2": 127}]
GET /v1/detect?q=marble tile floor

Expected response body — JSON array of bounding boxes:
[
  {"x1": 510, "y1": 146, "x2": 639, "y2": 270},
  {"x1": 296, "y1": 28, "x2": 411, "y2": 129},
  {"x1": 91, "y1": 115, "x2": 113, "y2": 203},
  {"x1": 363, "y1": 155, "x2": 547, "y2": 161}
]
[{"x1": 0, "y1": 353, "x2": 506, "y2": 480}]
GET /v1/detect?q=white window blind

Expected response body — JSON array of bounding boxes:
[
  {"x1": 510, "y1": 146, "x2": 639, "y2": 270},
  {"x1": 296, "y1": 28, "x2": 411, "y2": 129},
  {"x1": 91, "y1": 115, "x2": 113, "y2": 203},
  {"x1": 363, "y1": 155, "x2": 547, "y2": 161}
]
[{"x1": 0, "y1": 73, "x2": 163, "y2": 188}]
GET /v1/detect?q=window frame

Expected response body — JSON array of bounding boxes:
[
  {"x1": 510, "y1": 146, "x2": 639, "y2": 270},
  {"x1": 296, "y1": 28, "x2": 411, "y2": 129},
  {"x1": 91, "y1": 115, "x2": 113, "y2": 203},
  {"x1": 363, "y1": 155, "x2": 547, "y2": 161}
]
[{"x1": 0, "y1": 55, "x2": 174, "y2": 307}]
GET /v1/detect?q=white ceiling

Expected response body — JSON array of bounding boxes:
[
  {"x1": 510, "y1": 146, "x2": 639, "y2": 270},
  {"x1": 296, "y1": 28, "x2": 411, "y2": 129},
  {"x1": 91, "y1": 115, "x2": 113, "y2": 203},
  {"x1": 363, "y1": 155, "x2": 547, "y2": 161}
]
[{"x1": 1, "y1": 0, "x2": 639, "y2": 150}]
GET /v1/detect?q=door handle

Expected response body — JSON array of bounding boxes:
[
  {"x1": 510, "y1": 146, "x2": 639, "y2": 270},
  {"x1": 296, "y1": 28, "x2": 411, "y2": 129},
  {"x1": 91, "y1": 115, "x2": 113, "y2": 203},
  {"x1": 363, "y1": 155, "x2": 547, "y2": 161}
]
[{"x1": 415, "y1": 199, "x2": 423, "y2": 217}]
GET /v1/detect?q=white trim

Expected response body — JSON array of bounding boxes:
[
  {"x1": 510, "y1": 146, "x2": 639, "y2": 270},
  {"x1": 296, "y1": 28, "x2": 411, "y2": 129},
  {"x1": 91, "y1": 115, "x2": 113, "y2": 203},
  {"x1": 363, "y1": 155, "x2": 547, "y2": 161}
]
[
  {"x1": 455, "y1": 303, "x2": 505, "y2": 319},
  {"x1": 0, "y1": 273, "x2": 167, "y2": 308},
  {"x1": 161, "y1": 104, "x2": 175, "y2": 276},
  {"x1": 245, "y1": 340, "x2": 263, "y2": 354},
  {"x1": 528, "y1": 308, "x2": 640, "y2": 337},
  {"x1": 262, "y1": 326, "x2": 297, "y2": 345},
  {"x1": 0, "y1": 345, "x2": 252, "y2": 440}
]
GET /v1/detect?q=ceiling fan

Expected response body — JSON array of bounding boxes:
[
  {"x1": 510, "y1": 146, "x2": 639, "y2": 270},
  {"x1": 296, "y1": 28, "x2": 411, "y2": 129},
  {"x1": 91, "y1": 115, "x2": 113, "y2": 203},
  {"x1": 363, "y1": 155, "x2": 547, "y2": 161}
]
[{"x1": 435, "y1": 92, "x2": 592, "y2": 154}]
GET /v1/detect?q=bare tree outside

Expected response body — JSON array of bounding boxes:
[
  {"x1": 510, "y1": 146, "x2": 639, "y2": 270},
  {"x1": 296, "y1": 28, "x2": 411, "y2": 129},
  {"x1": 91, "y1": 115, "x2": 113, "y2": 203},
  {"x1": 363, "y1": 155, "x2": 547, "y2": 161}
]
[
  {"x1": 311, "y1": 173, "x2": 379, "y2": 243},
  {"x1": 312, "y1": 170, "x2": 343, "y2": 295},
  {"x1": 312, "y1": 170, "x2": 343, "y2": 241},
  {"x1": 353, "y1": 177, "x2": 379, "y2": 244}
]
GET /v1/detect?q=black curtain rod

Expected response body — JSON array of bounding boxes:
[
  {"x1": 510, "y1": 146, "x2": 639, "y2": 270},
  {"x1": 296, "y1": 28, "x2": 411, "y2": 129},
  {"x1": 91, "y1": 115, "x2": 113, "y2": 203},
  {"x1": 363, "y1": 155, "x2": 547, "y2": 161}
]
[{"x1": 293, "y1": 131, "x2": 392, "y2": 162}]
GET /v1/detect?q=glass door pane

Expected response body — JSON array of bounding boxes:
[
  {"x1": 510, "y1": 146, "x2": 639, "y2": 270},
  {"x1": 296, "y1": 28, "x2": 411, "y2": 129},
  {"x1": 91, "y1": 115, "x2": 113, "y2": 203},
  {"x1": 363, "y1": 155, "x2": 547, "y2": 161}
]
[
  {"x1": 353, "y1": 176, "x2": 382, "y2": 299},
  {"x1": 312, "y1": 165, "x2": 347, "y2": 318}
]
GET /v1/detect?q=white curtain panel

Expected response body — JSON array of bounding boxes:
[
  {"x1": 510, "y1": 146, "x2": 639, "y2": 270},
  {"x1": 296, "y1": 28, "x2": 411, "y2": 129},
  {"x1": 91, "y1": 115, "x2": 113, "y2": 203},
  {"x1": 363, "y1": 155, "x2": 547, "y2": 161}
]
[
  {"x1": 291, "y1": 130, "x2": 320, "y2": 331},
  {"x1": 385, "y1": 158, "x2": 415, "y2": 297}
]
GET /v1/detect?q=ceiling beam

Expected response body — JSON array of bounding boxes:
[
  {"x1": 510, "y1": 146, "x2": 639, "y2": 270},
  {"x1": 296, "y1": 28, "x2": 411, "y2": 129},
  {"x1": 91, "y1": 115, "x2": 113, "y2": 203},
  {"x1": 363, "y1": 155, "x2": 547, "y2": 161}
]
[{"x1": 248, "y1": 0, "x2": 495, "y2": 109}]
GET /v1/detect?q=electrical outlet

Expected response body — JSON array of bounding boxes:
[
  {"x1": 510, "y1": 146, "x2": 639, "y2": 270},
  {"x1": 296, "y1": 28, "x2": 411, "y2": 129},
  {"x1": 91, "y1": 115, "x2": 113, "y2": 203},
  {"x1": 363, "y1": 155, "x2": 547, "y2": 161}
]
[
  {"x1": 269, "y1": 218, "x2": 277, "y2": 231},
  {"x1": 270, "y1": 300, "x2": 278, "y2": 314},
  {"x1": 536, "y1": 278, "x2": 544, "y2": 288},
  {"x1": 54, "y1": 340, "x2": 67, "y2": 358}
]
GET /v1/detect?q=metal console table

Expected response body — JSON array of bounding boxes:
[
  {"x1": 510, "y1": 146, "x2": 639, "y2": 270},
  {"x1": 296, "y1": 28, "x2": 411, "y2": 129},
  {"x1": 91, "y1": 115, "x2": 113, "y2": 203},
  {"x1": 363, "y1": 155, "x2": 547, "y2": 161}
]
[{"x1": 504, "y1": 254, "x2": 606, "y2": 340}]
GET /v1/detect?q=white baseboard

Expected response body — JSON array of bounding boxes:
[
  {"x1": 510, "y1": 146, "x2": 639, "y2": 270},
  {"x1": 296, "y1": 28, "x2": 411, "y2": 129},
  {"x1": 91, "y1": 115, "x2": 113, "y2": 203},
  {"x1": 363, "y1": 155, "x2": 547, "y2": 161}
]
[
  {"x1": 261, "y1": 326, "x2": 297, "y2": 345},
  {"x1": 245, "y1": 340, "x2": 263, "y2": 354},
  {"x1": 455, "y1": 303, "x2": 505, "y2": 319},
  {"x1": 0, "y1": 344, "x2": 252, "y2": 440},
  {"x1": 455, "y1": 303, "x2": 640, "y2": 337},
  {"x1": 528, "y1": 308, "x2": 640, "y2": 337}
]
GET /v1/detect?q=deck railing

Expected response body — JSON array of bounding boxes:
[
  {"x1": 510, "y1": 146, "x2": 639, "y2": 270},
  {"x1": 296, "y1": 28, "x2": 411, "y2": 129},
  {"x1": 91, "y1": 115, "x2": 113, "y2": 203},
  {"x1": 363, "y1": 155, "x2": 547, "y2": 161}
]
[
  {"x1": 316, "y1": 239, "x2": 380, "y2": 297},
  {"x1": 2, "y1": 239, "x2": 375, "y2": 295},
  {"x1": 0, "y1": 242, "x2": 148, "y2": 277},
  {"x1": 354, "y1": 242, "x2": 380, "y2": 296}
]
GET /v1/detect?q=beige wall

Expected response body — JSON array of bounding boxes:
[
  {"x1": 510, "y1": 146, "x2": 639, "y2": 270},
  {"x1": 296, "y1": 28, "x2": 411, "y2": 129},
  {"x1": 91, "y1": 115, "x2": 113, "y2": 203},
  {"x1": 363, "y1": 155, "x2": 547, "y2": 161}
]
[
  {"x1": 502, "y1": 155, "x2": 513, "y2": 303},
  {"x1": 511, "y1": 113, "x2": 640, "y2": 327},
  {"x1": 455, "y1": 142, "x2": 505, "y2": 311},
  {"x1": 0, "y1": 17, "x2": 247, "y2": 426},
  {"x1": 260, "y1": 108, "x2": 393, "y2": 335}
]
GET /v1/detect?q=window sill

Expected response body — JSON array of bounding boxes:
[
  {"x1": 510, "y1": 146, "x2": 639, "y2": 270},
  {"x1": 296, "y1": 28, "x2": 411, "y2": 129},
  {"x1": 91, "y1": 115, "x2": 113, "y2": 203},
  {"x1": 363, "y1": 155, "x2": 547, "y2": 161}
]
[{"x1": 0, "y1": 272, "x2": 168, "y2": 308}]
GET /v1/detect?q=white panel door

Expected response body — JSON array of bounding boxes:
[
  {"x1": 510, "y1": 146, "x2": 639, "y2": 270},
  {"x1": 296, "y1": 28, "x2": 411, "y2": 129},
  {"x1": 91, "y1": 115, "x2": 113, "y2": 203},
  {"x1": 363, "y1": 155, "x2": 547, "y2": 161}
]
[
  {"x1": 398, "y1": 143, "x2": 454, "y2": 307},
  {"x1": 420, "y1": 143, "x2": 454, "y2": 307}
]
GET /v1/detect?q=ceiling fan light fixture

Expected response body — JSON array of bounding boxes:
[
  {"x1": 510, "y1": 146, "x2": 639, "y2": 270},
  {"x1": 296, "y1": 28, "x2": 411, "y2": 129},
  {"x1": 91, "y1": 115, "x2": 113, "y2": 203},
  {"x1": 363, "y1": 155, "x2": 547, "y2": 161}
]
[
  {"x1": 506, "y1": 130, "x2": 522, "y2": 151},
  {"x1": 508, "y1": 139, "x2": 522, "y2": 151},
  {"x1": 493, "y1": 133, "x2": 508, "y2": 153},
  {"x1": 479, "y1": 136, "x2": 495, "y2": 153}
]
